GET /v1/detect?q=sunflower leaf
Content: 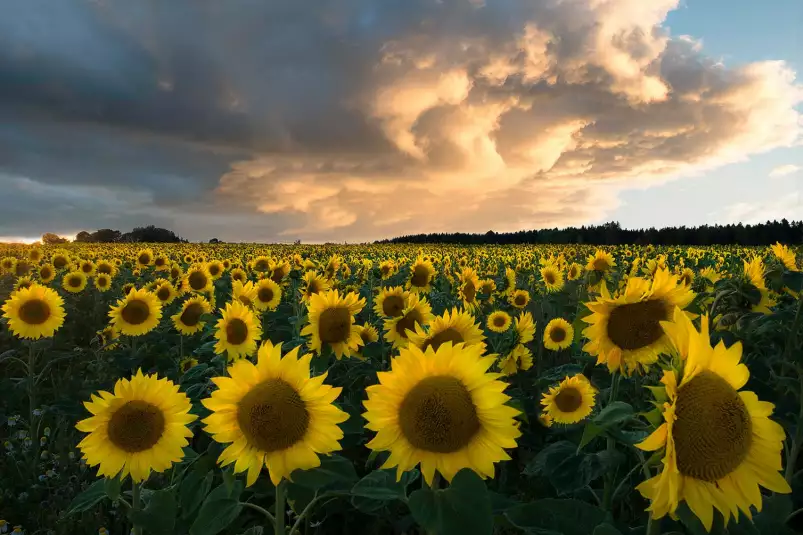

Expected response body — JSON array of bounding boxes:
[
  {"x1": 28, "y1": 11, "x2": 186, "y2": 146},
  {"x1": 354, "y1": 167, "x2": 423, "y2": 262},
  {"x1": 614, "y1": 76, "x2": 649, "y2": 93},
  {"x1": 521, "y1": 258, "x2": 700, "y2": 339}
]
[
  {"x1": 408, "y1": 469, "x2": 493, "y2": 535},
  {"x1": 63, "y1": 478, "x2": 107, "y2": 517},
  {"x1": 504, "y1": 498, "x2": 607, "y2": 535},
  {"x1": 130, "y1": 487, "x2": 177, "y2": 535},
  {"x1": 189, "y1": 481, "x2": 244, "y2": 535}
]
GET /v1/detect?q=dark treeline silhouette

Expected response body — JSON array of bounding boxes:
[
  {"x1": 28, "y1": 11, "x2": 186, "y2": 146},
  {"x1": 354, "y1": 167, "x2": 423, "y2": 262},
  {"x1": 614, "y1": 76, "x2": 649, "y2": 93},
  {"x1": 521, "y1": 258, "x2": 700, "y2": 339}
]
[
  {"x1": 74, "y1": 225, "x2": 187, "y2": 243},
  {"x1": 378, "y1": 220, "x2": 803, "y2": 246}
]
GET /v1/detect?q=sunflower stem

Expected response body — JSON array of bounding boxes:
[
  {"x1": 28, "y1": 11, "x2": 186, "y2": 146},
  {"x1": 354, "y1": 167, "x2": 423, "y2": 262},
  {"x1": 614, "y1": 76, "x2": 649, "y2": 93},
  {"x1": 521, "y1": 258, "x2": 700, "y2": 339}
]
[
  {"x1": 784, "y1": 367, "x2": 803, "y2": 483},
  {"x1": 645, "y1": 512, "x2": 661, "y2": 535},
  {"x1": 27, "y1": 342, "x2": 39, "y2": 479},
  {"x1": 275, "y1": 480, "x2": 287, "y2": 535},
  {"x1": 131, "y1": 481, "x2": 143, "y2": 535},
  {"x1": 602, "y1": 374, "x2": 622, "y2": 511}
]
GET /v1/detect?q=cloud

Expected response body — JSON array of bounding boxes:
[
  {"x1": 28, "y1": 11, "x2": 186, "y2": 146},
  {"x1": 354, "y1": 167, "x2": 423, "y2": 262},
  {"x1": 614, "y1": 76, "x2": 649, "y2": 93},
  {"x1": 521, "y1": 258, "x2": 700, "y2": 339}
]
[
  {"x1": 0, "y1": 0, "x2": 801, "y2": 241},
  {"x1": 769, "y1": 164, "x2": 801, "y2": 178},
  {"x1": 713, "y1": 193, "x2": 802, "y2": 225}
]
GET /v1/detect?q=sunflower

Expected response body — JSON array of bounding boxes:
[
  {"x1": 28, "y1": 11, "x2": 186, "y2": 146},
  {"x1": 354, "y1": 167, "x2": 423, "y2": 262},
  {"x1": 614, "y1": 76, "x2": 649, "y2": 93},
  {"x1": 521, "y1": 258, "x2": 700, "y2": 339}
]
[
  {"x1": 94, "y1": 273, "x2": 112, "y2": 293},
  {"x1": 28, "y1": 247, "x2": 43, "y2": 263},
  {"x1": 635, "y1": 308, "x2": 791, "y2": 531},
  {"x1": 97, "y1": 324, "x2": 120, "y2": 350},
  {"x1": 135, "y1": 248, "x2": 154, "y2": 269},
  {"x1": 51, "y1": 252, "x2": 70, "y2": 271},
  {"x1": 251, "y1": 255, "x2": 272, "y2": 273},
  {"x1": 14, "y1": 260, "x2": 32, "y2": 277},
  {"x1": 487, "y1": 310, "x2": 512, "y2": 333},
  {"x1": 499, "y1": 344, "x2": 533, "y2": 376},
  {"x1": 515, "y1": 311, "x2": 536, "y2": 344},
  {"x1": 771, "y1": 242, "x2": 798, "y2": 271},
  {"x1": 374, "y1": 286, "x2": 410, "y2": 318},
  {"x1": 14, "y1": 276, "x2": 34, "y2": 293},
  {"x1": 586, "y1": 250, "x2": 616, "y2": 273},
  {"x1": 300, "y1": 271, "x2": 331, "y2": 303},
  {"x1": 699, "y1": 267, "x2": 722, "y2": 286},
  {"x1": 183, "y1": 265, "x2": 213, "y2": 294},
  {"x1": 543, "y1": 318, "x2": 573, "y2": 351},
  {"x1": 1, "y1": 284, "x2": 65, "y2": 339},
  {"x1": 269, "y1": 260, "x2": 291, "y2": 283},
  {"x1": 232, "y1": 280, "x2": 258, "y2": 309},
  {"x1": 183, "y1": 253, "x2": 195, "y2": 264},
  {"x1": 541, "y1": 374, "x2": 596, "y2": 424},
  {"x1": 172, "y1": 296, "x2": 212, "y2": 335},
  {"x1": 108, "y1": 288, "x2": 163, "y2": 337},
  {"x1": 582, "y1": 267, "x2": 695, "y2": 375},
  {"x1": 407, "y1": 307, "x2": 485, "y2": 353},
  {"x1": 457, "y1": 268, "x2": 481, "y2": 311},
  {"x1": 363, "y1": 342, "x2": 521, "y2": 485},
  {"x1": 510, "y1": 289, "x2": 530, "y2": 309},
  {"x1": 62, "y1": 271, "x2": 87, "y2": 294},
  {"x1": 179, "y1": 357, "x2": 198, "y2": 374},
  {"x1": 215, "y1": 300, "x2": 261, "y2": 361},
  {"x1": 540, "y1": 265, "x2": 565, "y2": 293},
  {"x1": 254, "y1": 279, "x2": 282, "y2": 312},
  {"x1": 301, "y1": 289, "x2": 366, "y2": 359},
  {"x1": 79, "y1": 260, "x2": 96, "y2": 277},
  {"x1": 95, "y1": 259, "x2": 117, "y2": 277},
  {"x1": 202, "y1": 340, "x2": 349, "y2": 486},
  {"x1": 1, "y1": 256, "x2": 16, "y2": 273},
  {"x1": 478, "y1": 279, "x2": 496, "y2": 304},
  {"x1": 678, "y1": 268, "x2": 694, "y2": 287},
  {"x1": 75, "y1": 370, "x2": 196, "y2": 482},
  {"x1": 153, "y1": 254, "x2": 170, "y2": 272},
  {"x1": 379, "y1": 260, "x2": 396, "y2": 279},
  {"x1": 383, "y1": 293, "x2": 434, "y2": 349},
  {"x1": 122, "y1": 282, "x2": 136, "y2": 296},
  {"x1": 743, "y1": 257, "x2": 775, "y2": 314},
  {"x1": 37, "y1": 263, "x2": 56, "y2": 284},
  {"x1": 169, "y1": 263, "x2": 183, "y2": 281},
  {"x1": 358, "y1": 324, "x2": 379, "y2": 345},
  {"x1": 154, "y1": 282, "x2": 178, "y2": 305},
  {"x1": 230, "y1": 267, "x2": 248, "y2": 284},
  {"x1": 407, "y1": 258, "x2": 436, "y2": 293},
  {"x1": 207, "y1": 260, "x2": 225, "y2": 280}
]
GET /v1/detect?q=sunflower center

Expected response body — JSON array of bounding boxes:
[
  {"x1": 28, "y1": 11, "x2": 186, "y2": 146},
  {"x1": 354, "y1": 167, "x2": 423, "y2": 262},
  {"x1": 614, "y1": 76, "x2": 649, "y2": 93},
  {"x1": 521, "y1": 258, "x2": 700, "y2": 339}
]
[
  {"x1": 593, "y1": 258, "x2": 610, "y2": 271},
  {"x1": 360, "y1": 329, "x2": 374, "y2": 344},
  {"x1": 399, "y1": 376, "x2": 480, "y2": 453},
  {"x1": 171, "y1": 268, "x2": 181, "y2": 279},
  {"x1": 98, "y1": 277, "x2": 108, "y2": 287},
  {"x1": 257, "y1": 287, "x2": 274, "y2": 303},
  {"x1": 188, "y1": 271, "x2": 208, "y2": 291},
  {"x1": 395, "y1": 309, "x2": 423, "y2": 339},
  {"x1": 41, "y1": 267, "x2": 52, "y2": 279},
  {"x1": 237, "y1": 379, "x2": 309, "y2": 452},
  {"x1": 209, "y1": 265, "x2": 220, "y2": 276},
  {"x1": 180, "y1": 303, "x2": 204, "y2": 326},
  {"x1": 554, "y1": 387, "x2": 583, "y2": 413},
  {"x1": 155, "y1": 257, "x2": 165, "y2": 267},
  {"x1": 68, "y1": 276, "x2": 82, "y2": 288},
  {"x1": 226, "y1": 318, "x2": 249, "y2": 345},
  {"x1": 514, "y1": 294, "x2": 527, "y2": 306},
  {"x1": 410, "y1": 265, "x2": 431, "y2": 287},
  {"x1": 493, "y1": 315, "x2": 507, "y2": 328},
  {"x1": 605, "y1": 299, "x2": 669, "y2": 351},
  {"x1": 672, "y1": 370, "x2": 752, "y2": 482},
  {"x1": 81, "y1": 264, "x2": 93, "y2": 273},
  {"x1": 545, "y1": 272, "x2": 556, "y2": 285},
  {"x1": 317, "y1": 307, "x2": 351, "y2": 344},
  {"x1": 138, "y1": 254, "x2": 150, "y2": 265},
  {"x1": 53, "y1": 256, "x2": 68, "y2": 269},
  {"x1": 382, "y1": 295, "x2": 405, "y2": 317},
  {"x1": 462, "y1": 282, "x2": 476, "y2": 303},
  {"x1": 423, "y1": 328, "x2": 464, "y2": 353},
  {"x1": 107, "y1": 400, "x2": 165, "y2": 453},
  {"x1": 121, "y1": 300, "x2": 151, "y2": 325},
  {"x1": 254, "y1": 259, "x2": 269, "y2": 271},
  {"x1": 238, "y1": 295, "x2": 253, "y2": 307},
  {"x1": 271, "y1": 270, "x2": 284, "y2": 283},
  {"x1": 550, "y1": 327, "x2": 567, "y2": 343},
  {"x1": 157, "y1": 287, "x2": 171, "y2": 301},
  {"x1": 19, "y1": 299, "x2": 51, "y2": 325}
]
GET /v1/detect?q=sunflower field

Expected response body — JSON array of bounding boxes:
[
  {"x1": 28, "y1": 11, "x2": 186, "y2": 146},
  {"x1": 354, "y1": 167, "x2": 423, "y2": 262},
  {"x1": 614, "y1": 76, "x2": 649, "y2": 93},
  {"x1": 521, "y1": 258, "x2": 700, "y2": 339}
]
[{"x1": 1, "y1": 242, "x2": 803, "y2": 535}]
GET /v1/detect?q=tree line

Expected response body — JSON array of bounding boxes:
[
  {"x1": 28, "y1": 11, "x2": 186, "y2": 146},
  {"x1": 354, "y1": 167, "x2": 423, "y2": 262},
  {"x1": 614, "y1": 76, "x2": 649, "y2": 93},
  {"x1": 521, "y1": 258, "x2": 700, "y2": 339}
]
[
  {"x1": 42, "y1": 226, "x2": 188, "y2": 245},
  {"x1": 377, "y1": 220, "x2": 803, "y2": 246}
]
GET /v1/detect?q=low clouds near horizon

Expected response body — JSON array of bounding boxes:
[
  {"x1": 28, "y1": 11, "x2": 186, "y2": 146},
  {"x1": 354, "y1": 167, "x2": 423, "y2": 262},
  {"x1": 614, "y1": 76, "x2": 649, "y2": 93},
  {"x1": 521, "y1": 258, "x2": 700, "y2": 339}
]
[{"x1": 0, "y1": 0, "x2": 801, "y2": 242}]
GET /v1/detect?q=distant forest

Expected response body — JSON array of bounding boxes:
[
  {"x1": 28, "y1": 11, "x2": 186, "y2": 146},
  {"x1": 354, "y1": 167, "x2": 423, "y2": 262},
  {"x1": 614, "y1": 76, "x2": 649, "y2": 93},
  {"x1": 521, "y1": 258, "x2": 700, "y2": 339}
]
[{"x1": 378, "y1": 220, "x2": 803, "y2": 246}]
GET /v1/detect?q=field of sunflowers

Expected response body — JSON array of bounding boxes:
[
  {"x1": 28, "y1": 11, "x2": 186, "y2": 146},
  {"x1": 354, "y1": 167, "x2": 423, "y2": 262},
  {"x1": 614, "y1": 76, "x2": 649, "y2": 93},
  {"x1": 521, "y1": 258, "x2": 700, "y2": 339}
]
[{"x1": 1, "y1": 242, "x2": 803, "y2": 535}]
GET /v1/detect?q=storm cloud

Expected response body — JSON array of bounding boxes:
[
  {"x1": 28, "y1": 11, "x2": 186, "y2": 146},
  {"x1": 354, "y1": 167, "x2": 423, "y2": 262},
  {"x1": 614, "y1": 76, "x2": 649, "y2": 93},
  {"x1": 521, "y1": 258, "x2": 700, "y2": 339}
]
[{"x1": 0, "y1": 0, "x2": 800, "y2": 241}]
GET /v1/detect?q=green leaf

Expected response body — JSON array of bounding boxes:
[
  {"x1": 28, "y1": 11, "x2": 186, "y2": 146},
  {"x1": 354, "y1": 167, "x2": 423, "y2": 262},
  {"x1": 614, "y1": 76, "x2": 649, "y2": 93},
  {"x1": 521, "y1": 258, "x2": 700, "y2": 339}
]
[
  {"x1": 592, "y1": 524, "x2": 623, "y2": 535},
  {"x1": 408, "y1": 469, "x2": 493, "y2": 535},
  {"x1": 350, "y1": 469, "x2": 411, "y2": 501},
  {"x1": 104, "y1": 475, "x2": 122, "y2": 501},
  {"x1": 783, "y1": 271, "x2": 803, "y2": 293},
  {"x1": 180, "y1": 363, "x2": 210, "y2": 383},
  {"x1": 579, "y1": 421, "x2": 605, "y2": 450},
  {"x1": 525, "y1": 441, "x2": 624, "y2": 495},
  {"x1": 130, "y1": 488, "x2": 177, "y2": 535},
  {"x1": 753, "y1": 495, "x2": 794, "y2": 534},
  {"x1": 504, "y1": 499, "x2": 607, "y2": 535},
  {"x1": 180, "y1": 470, "x2": 214, "y2": 519},
  {"x1": 189, "y1": 481, "x2": 244, "y2": 535},
  {"x1": 289, "y1": 454, "x2": 359, "y2": 490},
  {"x1": 593, "y1": 402, "x2": 634, "y2": 427},
  {"x1": 63, "y1": 479, "x2": 108, "y2": 517}
]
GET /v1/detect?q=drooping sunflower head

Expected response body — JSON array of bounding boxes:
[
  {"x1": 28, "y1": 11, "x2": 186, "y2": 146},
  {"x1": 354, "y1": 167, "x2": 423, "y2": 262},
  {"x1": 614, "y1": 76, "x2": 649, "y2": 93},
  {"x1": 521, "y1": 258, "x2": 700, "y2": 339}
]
[
  {"x1": 541, "y1": 374, "x2": 596, "y2": 424},
  {"x1": 498, "y1": 343, "x2": 533, "y2": 376},
  {"x1": 771, "y1": 242, "x2": 798, "y2": 271},
  {"x1": 301, "y1": 289, "x2": 366, "y2": 359},
  {"x1": 232, "y1": 280, "x2": 258, "y2": 309},
  {"x1": 540, "y1": 265, "x2": 565, "y2": 293},
  {"x1": 515, "y1": 311, "x2": 536, "y2": 344},
  {"x1": 1, "y1": 283, "x2": 65, "y2": 340},
  {"x1": 678, "y1": 267, "x2": 695, "y2": 287},
  {"x1": 214, "y1": 300, "x2": 261, "y2": 361},
  {"x1": 270, "y1": 260, "x2": 291, "y2": 283},
  {"x1": 14, "y1": 259, "x2": 32, "y2": 277},
  {"x1": 94, "y1": 273, "x2": 112, "y2": 292},
  {"x1": 179, "y1": 356, "x2": 198, "y2": 374},
  {"x1": 97, "y1": 324, "x2": 120, "y2": 350},
  {"x1": 383, "y1": 293, "x2": 434, "y2": 349},
  {"x1": 108, "y1": 288, "x2": 163, "y2": 337},
  {"x1": 300, "y1": 271, "x2": 331, "y2": 303},
  {"x1": 254, "y1": 278, "x2": 282, "y2": 311},
  {"x1": 38, "y1": 263, "x2": 56, "y2": 284},
  {"x1": 407, "y1": 258, "x2": 436, "y2": 293},
  {"x1": 457, "y1": 268, "x2": 481, "y2": 311},
  {"x1": 76, "y1": 370, "x2": 197, "y2": 482},
  {"x1": 363, "y1": 342, "x2": 521, "y2": 485},
  {"x1": 543, "y1": 317, "x2": 574, "y2": 351},
  {"x1": 62, "y1": 271, "x2": 88, "y2": 294},
  {"x1": 510, "y1": 289, "x2": 530, "y2": 309},
  {"x1": 374, "y1": 286, "x2": 409, "y2": 318},
  {"x1": 183, "y1": 265, "x2": 213, "y2": 294},
  {"x1": 358, "y1": 324, "x2": 380, "y2": 346},
  {"x1": 202, "y1": 340, "x2": 349, "y2": 486},
  {"x1": 407, "y1": 307, "x2": 485, "y2": 353},
  {"x1": 135, "y1": 248, "x2": 154, "y2": 268},
  {"x1": 487, "y1": 310, "x2": 512, "y2": 333},
  {"x1": 636, "y1": 307, "x2": 791, "y2": 531},
  {"x1": 172, "y1": 295, "x2": 212, "y2": 335}
]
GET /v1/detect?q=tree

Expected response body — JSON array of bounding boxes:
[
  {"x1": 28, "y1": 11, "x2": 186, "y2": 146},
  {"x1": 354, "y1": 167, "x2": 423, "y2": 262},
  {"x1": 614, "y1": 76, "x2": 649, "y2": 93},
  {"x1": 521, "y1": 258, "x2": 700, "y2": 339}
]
[
  {"x1": 42, "y1": 232, "x2": 68, "y2": 245},
  {"x1": 209, "y1": 238, "x2": 220, "y2": 244},
  {"x1": 91, "y1": 229, "x2": 122, "y2": 243},
  {"x1": 119, "y1": 225, "x2": 186, "y2": 243},
  {"x1": 75, "y1": 231, "x2": 92, "y2": 242}
]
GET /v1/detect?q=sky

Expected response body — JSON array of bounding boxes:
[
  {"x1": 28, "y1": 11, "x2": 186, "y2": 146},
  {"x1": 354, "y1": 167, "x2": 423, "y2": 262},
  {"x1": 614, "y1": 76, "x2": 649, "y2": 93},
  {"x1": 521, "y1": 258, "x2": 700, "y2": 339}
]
[{"x1": 0, "y1": 0, "x2": 801, "y2": 244}]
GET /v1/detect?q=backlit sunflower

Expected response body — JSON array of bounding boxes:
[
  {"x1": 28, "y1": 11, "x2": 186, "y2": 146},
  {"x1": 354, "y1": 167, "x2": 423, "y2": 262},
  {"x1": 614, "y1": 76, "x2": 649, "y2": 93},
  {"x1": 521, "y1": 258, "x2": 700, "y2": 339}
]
[
  {"x1": 202, "y1": 340, "x2": 349, "y2": 486},
  {"x1": 2, "y1": 284, "x2": 65, "y2": 339},
  {"x1": 62, "y1": 271, "x2": 87, "y2": 293},
  {"x1": 487, "y1": 310, "x2": 512, "y2": 333},
  {"x1": 383, "y1": 293, "x2": 434, "y2": 349},
  {"x1": 232, "y1": 280, "x2": 258, "y2": 309},
  {"x1": 636, "y1": 308, "x2": 791, "y2": 531},
  {"x1": 457, "y1": 268, "x2": 481, "y2": 312},
  {"x1": 14, "y1": 259, "x2": 32, "y2": 277},
  {"x1": 301, "y1": 289, "x2": 366, "y2": 359},
  {"x1": 407, "y1": 307, "x2": 485, "y2": 353},
  {"x1": 363, "y1": 342, "x2": 521, "y2": 485},
  {"x1": 515, "y1": 311, "x2": 536, "y2": 344},
  {"x1": 76, "y1": 370, "x2": 196, "y2": 482},
  {"x1": 215, "y1": 300, "x2": 261, "y2": 361},
  {"x1": 28, "y1": 247, "x2": 43, "y2": 263},
  {"x1": 678, "y1": 268, "x2": 695, "y2": 287},
  {"x1": 172, "y1": 295, "x2": 212, "y2": 335},
  {"x1": 254, "y1": 279, "x2": 282, "y2": 311},
  {"x1": 374, "y1": 286, "x2": 409, "y2": 318},
  {"x1": 540, "y1": 265, "x2": 565, "y2": 293},
  {"x1": 498, "y1": 344, "x2": 533, "y2": 376},
  {"x1": 109, "y1": 288, "x2": 162, "y2": 336},
  {"x1": 743, "y1": 257, "x2": 775, "y2": 314},
  {"x1": 37, "y1": 263, "x2": 55, "y2": 284},
  {"x1": 94, "y1": 273, "x2": 112, "y2": 293},
  {"x1": 154, "y1": 282, "x2": 178, "y2": 305},
  {"x1": 771, "y1": 242, "x2": 798, "y2": 271},
  {"x1": 543, "y1": 318, "x2": 573, "y2": 351},
  {"x1": 407, "y1": 258, "x2": 436, "y2": 293},
  {"x1": 582, "y1": 267, "x2": 695, "y2": 375},
  {"x1": 586, "y1": 250, "x2": 616, "y2": 274},
  {"x1": 509, "y1": 289, "x2": 530, "y2": 309},
  {"x1": 541, "y1": 374, "x2": 596, "y2": 424},
  {"x1": 183, "y1": 265, "x2": 213, "y2": 294},
  {"x1": 135, "y1": 248, "x2": 154, "y2": 269},
  {"x1": 300, "y1": 271, "x2": 331, "y2": 303}
]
